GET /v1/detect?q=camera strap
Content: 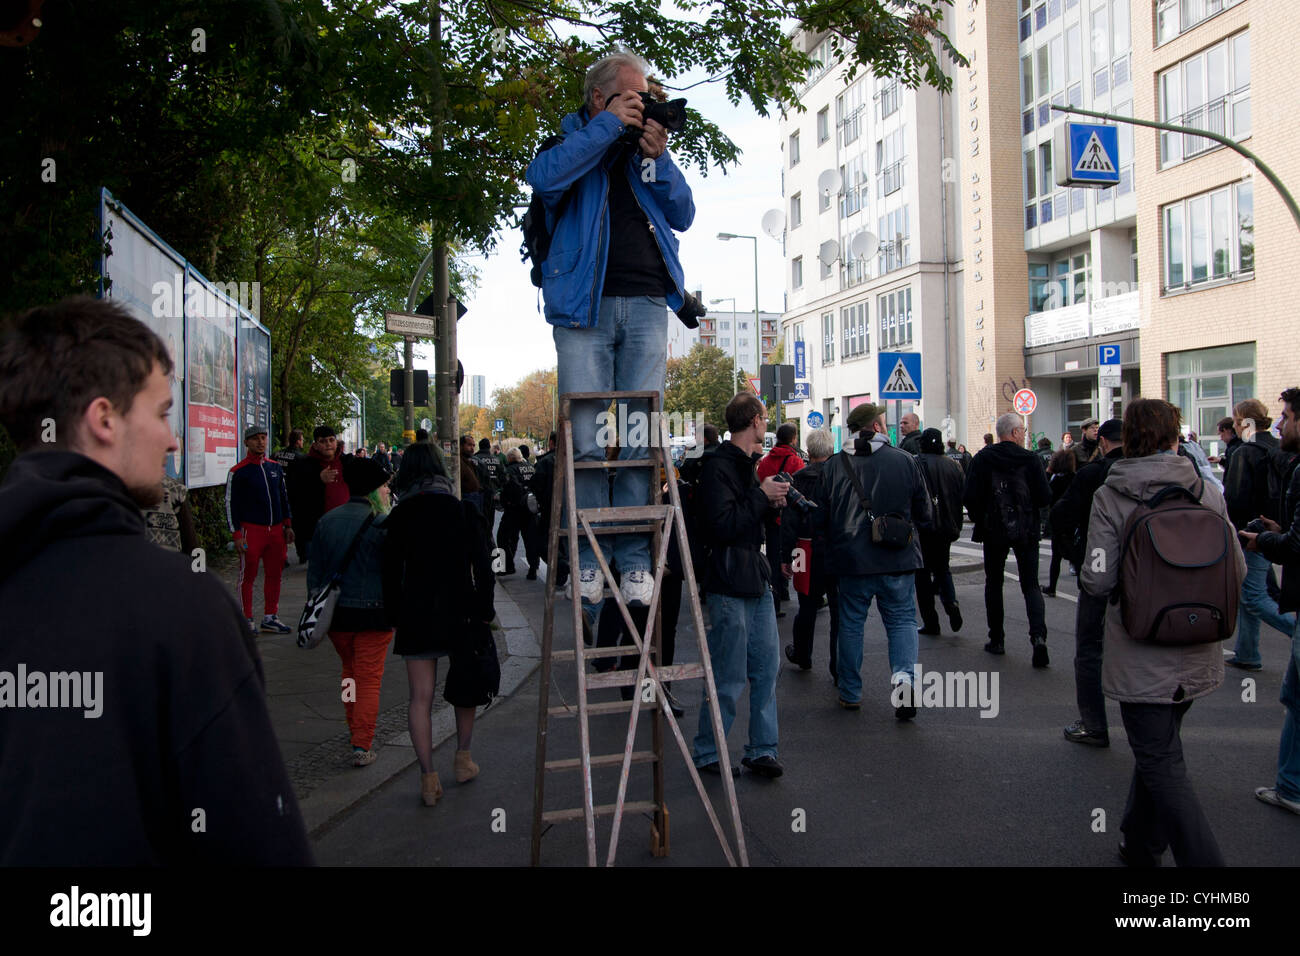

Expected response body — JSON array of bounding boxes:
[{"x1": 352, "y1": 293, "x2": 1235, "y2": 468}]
[{"x1": 839, "y1": 450, "x2": 876, "y2": 520}]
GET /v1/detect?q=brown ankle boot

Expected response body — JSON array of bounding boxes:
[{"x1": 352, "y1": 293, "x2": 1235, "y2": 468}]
[
  {"x1": 421, "y1": 771, "x2": 443, "y2": 807},
  {"x1": 454, "y1": 749, "x2": 479, "y2": 783}
]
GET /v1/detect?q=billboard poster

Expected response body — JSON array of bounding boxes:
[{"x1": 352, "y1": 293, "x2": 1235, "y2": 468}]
[
  {"x1": 100, "y1": 192, "x2": 187, "y2": 480},
  {"x1": 240, "y1": 317, "x2": 272, "y2": 440},
  {"x1": 185, "y1": 270, "x2": 239, "y2": 487}
]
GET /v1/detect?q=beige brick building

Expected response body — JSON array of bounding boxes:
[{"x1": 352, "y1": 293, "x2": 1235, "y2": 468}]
[{"x1": 957, "y1": 0, "x2": 1289, "y2": 454}]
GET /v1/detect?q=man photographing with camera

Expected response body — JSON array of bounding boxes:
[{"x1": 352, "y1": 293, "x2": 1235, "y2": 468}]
[{"x1": 526, "y1": 50, "x2": 695, "y2": 613}]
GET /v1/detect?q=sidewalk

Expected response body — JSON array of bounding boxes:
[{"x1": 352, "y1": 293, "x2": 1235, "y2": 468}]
[{"x1": 213, "y1": 549, "x2": 542, "y2": 834}]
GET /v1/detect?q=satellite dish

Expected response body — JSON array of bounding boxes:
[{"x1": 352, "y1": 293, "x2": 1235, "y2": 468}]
[
  {"x1": 818, "y1": 239, "x2": 840, "y2": 267},
  {"x1": 760, "y1": 208, "x2": 785, "y2": 238},
  {"x1": 850, "y1": 231, "x2": 879, "y2": 260},
  {"x1": 816, "y1": 168, "x2": 842, "y2": 198}
]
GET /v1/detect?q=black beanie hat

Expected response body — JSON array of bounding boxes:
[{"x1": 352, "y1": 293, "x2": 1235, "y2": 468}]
[
  {"x1": 342, "y1": 456, "x2": 389, "y2": 497},
  {"x1": 919, "y1": 427, "x2": 944, "y2": 455}
]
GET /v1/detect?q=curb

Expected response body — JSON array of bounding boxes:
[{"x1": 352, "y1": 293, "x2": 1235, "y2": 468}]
[{"x1": 299, "y1": 586, "x2": 542, "y2": 836}]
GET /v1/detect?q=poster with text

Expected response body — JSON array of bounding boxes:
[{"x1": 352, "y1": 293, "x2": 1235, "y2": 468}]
[
  {"x1": 185, "y1": 271, "x2": 239, "y2": 487},
  {"x1": 101, "y1": 192, "x2": 187, "y2": 480},
  {"x1": 240, "y1": 317, "x2": 272, "y2": 440}
]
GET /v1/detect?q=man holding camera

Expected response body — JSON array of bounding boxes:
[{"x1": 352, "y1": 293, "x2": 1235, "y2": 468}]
[
  {"x1": 526, "y1": 50, "x2": 695, "y2": 612},
  {"x1": 814, "y1": 403, "x2": 932, "y2": 717}
]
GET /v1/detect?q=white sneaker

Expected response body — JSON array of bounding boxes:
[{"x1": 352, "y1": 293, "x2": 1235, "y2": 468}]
[
  {"x1": 564, "y1": 568, "x2": 604, "y2": 604},
  {"x1": 620, "y1": 570, "x2": 653, "y2": 607}
]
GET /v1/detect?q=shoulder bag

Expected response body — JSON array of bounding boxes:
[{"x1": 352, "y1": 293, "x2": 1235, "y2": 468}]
[
  {"x1": 297, "y1": 513, "x2": 377, "y2": 649},
  {"x1": 839, "y1": 450, "x2": 913, "y2": 550}
]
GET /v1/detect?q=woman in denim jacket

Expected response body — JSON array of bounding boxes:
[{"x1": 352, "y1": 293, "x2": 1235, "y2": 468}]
[{"x1": 308, "y1": 456, "x2": 394, "y2": 767}]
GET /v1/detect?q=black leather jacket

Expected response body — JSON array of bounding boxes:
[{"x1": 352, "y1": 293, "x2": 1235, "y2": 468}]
[
  {"x1": 916, "y1": 451, "x2": 965, "y2": 542},
  {"x1": 1256, "y1": 461, "x2": 1300, "y2": 614},
  {"x1": 697, "y1": 440, "x2": 773, "y2": 598},
  {"x1": 813, "y1": 435, "x2": 932, "y2": 576}
]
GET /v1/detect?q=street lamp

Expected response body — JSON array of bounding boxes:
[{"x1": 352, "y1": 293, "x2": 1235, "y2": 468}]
[
  {"x1": 709, "y1": 296, "x2": 738, "y2": 391},
  {"x1": 717, "y1": 232, "x2": 760, "y2": 383}
]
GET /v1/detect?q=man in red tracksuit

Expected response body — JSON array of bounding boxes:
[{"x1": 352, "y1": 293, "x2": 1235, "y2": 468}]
[
  {"x1": 757, "y1": 423, "x2": 805, "y2": 618},
  {"x1": 226, "y1": 425, "x2": 294, "y2": 633}
]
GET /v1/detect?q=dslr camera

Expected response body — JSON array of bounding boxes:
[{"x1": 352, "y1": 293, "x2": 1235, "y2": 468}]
[
  {"x1": 1244, "y1": 517, "x2": 1269, "y2": 534},
  {"x1": 621, "y1": 92, "x2": 688, "y2": 145},
  {"x1": 777, "y1": 472, "x2": 818, "y2": 515}
]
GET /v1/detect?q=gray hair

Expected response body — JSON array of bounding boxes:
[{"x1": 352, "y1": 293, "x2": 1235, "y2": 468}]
[
  {"x1": 584, "y1": 51, "x2": 651, "y2": 110},
  {"x1": 806, "y1": 427, "x2": 835, "y2": 460},
  {"x1": 507, "y1": 447, "x2": 523, "y2": 463},
  {"x1": 995, "y1": 412, "x2": 1021, "y2": 439}
]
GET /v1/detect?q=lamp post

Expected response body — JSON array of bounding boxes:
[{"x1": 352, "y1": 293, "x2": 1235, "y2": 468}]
[
  {"x1": 717, "y1": 233, "x2": 760, "y2": 383},
  {"x1": 709, "y1": 296, "x2": 738, "y2": 390}
]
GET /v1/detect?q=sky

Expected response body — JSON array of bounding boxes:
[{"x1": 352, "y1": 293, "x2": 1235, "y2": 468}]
[{"x1": 432, "y1": 67, "x2": 793, "y2": 405}]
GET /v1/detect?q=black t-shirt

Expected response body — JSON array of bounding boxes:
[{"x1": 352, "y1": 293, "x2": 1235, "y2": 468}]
[{"x1": 602, "y1": 144, "x2": 671, "y2": 297}]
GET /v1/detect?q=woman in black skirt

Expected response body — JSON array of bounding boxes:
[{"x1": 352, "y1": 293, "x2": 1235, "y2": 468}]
[{"x1": 383, "y1": 443, "x2": 495, "y2": 807}]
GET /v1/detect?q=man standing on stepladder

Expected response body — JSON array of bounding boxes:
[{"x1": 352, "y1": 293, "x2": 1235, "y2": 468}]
[{"x1": 527, "y1": 50, "x2": 695, "y2": 614}]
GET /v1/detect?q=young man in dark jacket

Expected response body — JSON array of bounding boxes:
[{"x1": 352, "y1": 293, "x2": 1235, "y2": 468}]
[
  {"x1": 691, "y1": 393, "x2": 789, "y2": 778},
  {"x1": 814, "y1": 403, "x2": 933, "y2": 716},
  {"x1": 1224, "y1": 398, "x2": 1297, "y2": 670},
  {"x1": 963, "y1": 411, "x2": 1054, "y2": 665},
  {"x1": 286, "y1": 425, "x2": 347, "y2": 563},
  {"x1": 1239, "y1": 387, "x2": 1300, "y2": 816},
  {"x1": 0, "y1": 297, "x2": 312, "y2": 865},
  {"x1": 914, "y1": 428, "x2": 965, "y2": 637},
  {"x1": 226, "y1": 424, "x2": 295, "y2": 633},
  {"x1": 1058, "y1": 418, "x2": 1123, "y2": 746}
]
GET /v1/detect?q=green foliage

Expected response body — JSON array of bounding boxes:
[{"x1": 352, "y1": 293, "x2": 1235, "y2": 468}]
[{"x1": 666, "y1": 343, "x2": 740, "y2": 433}]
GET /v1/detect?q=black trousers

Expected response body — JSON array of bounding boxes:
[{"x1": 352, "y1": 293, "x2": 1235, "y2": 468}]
[
  {"x1": 766, "y1": 520, "x2": 788, "y2": 608},
  {"x1": 1046, "y1": 531, "x2": 1072, "y2": 590},
  {"x1": 496, "y1": 508, "x2": 537, "y2": 571},
  {"x1": 602, "y1": 574, "x2": 681, "y2": 675},
  {"x1": 1119, "y1": 700, "x2": 1225, "y2": 866},
  {"x1": 791, "y1": 571, "x2": 838, "y2": 678},
  {"x1": 1074, "y1": 591, "x2": 1108, "y2": 731},
  {"x1": 982, "y1": 536, "x2": 1047, "y2": 643},
  {"x1": 915, "y1": 533, "x2": 958, "y2": 630}
]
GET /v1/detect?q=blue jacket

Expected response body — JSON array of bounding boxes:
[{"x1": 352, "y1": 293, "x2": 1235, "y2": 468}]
[
  {"x1": 307, "y1": 500, "x2": 388, "y2": 610},
  {"x1": 526, "y1": 108, "x2": 695, "y2": 328},
  {"x1": 225, "y1": 454, "x2": 291, "y2": 536}
]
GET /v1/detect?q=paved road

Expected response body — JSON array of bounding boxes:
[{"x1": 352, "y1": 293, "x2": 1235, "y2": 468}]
[{"x1": 312, "y1": 537, "x2": 1300, "y2": 867}]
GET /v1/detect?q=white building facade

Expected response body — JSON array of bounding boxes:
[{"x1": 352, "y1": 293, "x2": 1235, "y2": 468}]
[{"x1": 778, "y1": 31, "x2": 966, "y2": 447}]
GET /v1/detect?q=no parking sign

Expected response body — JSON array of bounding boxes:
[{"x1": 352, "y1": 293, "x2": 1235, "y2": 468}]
[{"x1": 1013, "y1": 388, "x2": 1037, "y2": 416}]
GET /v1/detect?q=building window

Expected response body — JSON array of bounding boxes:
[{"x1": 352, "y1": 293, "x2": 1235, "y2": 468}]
[
  {"x1": 789, "y1": 131, "x2": 800, "y2": 168},
  {"x1": 877, "y1": 286, "x2": 913, "y2": 348},
  {"x1": 720, "y1": 320, "x2": 730, "y2": 331},
  {"x1": 1029, "y1": 262, "x2": 1051, "y2": 312},
  {"x1": 1158, "y1": 0, "x2": 1245, "y2": 46},
  {"x1": 836, "y1": 78, "x2": 866, "y2": 147},
  {"x1": 822, "y1": 311, "x2": 835, "y2": 364},
  {"x1": 877, "y1": 206, "x2": 910, "y2": 273},
  {"x1": 790, "y1": 193, "x2": 802, "y2": 229},
  {"x1": 1162, "y1": 181, "x2": 1253, "y2": 292},
  {"x1": 792, "y1": 256, "x2": 803, "y2": 289},
  {"x1": 1166, "y1": 342, "x2": 1256, "y2": 440},
  {"x1": 877, "y1": 76, "x2": 899, "y2": 120},
  {"x1": 876, "y1": 127, "x2": 906, "y2": 198},
  {"x1": 817, "y1": 107, "x2": 830, "y2": 144},
  {"x1": 840, "y1": 155, "x2": 868, "y2": 218},
  {"x1": 840, "y1": 301, "x2": 869, "y2": 359},
  {"x1": 1159, "y1": 31, "x2": 1250, "y2": 167}
]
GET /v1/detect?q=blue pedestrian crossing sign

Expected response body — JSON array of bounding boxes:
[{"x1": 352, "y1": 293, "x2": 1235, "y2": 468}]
[
  {"x1": 793, "y1": 381, "x2": 811, "y2": 401},
  {"x1": 1055, "y1": 122, "x2": 1120, "y2": 187},
  {"x1": 878, "y1": 351, "x2": 922, "y2": 400},
  {"x1": 807, "y1": 410, "x2": 824, "y2": 429}
]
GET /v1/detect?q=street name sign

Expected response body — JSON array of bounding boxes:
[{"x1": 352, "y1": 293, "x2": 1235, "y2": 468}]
[{"x1": 384, "y1": 311, "x2": 438, "y2": 337}]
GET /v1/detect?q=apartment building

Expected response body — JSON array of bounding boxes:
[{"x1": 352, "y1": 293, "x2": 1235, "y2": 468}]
[
  {"x1": 460, "y1": 373, "x2": 487, "y2": 409},
  {"x1": 961, "y1": 0, "x2": 1286, "y2": 453},
  {"x1": 696, "y1": 309, "x2": 781, "y2": 372},
  {"x1": 777, "y1": 30, "x2": 966, "y2": 444}
]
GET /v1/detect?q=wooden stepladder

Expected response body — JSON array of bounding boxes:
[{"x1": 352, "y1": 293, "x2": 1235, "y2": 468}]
[{"x1": 530, "y1": 390, "x2": 747, "y2": 867}]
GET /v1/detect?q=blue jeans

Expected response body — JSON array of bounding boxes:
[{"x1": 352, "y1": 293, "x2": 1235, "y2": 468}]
[
  {"x1": 1233, "y1": 549, "x2": 1296, "y2": 666},
  {"x1": 553, "y1": 295, "x2": 668, "y2": 582},
  {"x1": 692, "y1": 589, "x2": 780, "y2": 765},
  {"x1": 1276, "y1": 619, "x2": 1300, "y2": 800},
  {"x1": 835, "y1": 572, "x2": 920, "y2": 705}
]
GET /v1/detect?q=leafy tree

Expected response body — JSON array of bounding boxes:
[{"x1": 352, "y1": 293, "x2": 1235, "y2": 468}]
[{"x1": 666, "y1": 343, "x2": 739, "y2": 434}]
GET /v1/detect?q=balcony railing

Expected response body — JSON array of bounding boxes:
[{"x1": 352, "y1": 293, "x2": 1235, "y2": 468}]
[
  {"x1": 1024, "y1": 291, "x2": 1140, "y2": 348},
  {"x1": 1161, "y1": 89, "x2": 1250, "y2": 165}
]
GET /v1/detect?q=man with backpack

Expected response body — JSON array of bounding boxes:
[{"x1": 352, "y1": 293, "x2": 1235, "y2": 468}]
[
  {"x1": 525, "y1": 50, "x2": 695, "y2": 613},
  {"x1": 813, "y1": 403, "x2": 933, "y2": 717},
  {"x1": 1224, "y1": 397, "x2": 1298, "y2": 671},
  {"x1": 1080, "y1": 398, "x2": 1243, "y2": 866},
  {"x1": 1058, "y1": 417, "x2": 1124, "y2": 746},
  {"x1": 1238, "y1": 387, "x2": 1300, "y2": 817},
  {"x1": 914, "y1": 428, "x2": 965, "y2": 637},
  {"x1": 963, "y1": 412, "x2": 1053, "y2": 666}
]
